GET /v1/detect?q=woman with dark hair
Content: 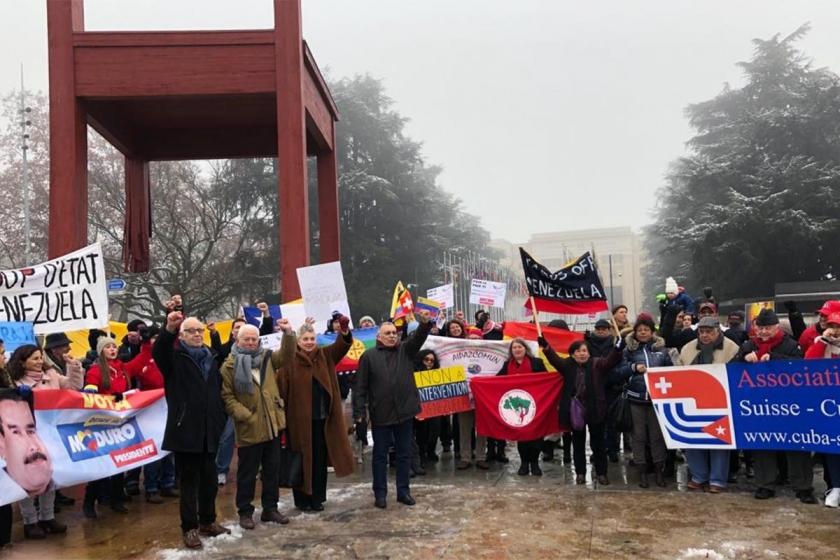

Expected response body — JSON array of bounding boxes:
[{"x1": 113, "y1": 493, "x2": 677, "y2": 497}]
[
  {"x1": 7, "y1": 344, "x2": 78, "y2": 539},
  {"x1": 539, "y1": 334, "x2": 624, "y2": 485},
  {"x1": 441, "y1": 319, "x2": 467, "y2": 457},
  {"x1": 413, "y1": 350, "x2": 443, "y2": 465},
  {"x1": 497, "y1": 338, "x2": 548, "y2": 476},
  {"x1": 618, "y1": 313, "x2": 672, "y2": 488},
  {"x1": 82, "y1": 337, "x2": 132, "y2": 518}
]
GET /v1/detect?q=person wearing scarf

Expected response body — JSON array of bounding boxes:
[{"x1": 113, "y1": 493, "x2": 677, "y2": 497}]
[
  {"x1": 82, "y1": 337, "x2": 132, "y2": 518},
  {"x1": 804, "y1": 312, "x2": 840, "y2": 508},
  {"x1": 737, "y1": 308, "x2": 813, "y2": 503},
  {"x1": 153, "y1": 313, "x2": 231, "y2": 549},
  {"x1": 277, "y1": 316, "x2": 355, "y2": 513},
  {"x1": 497, "y1": 339, "x2": 548, "y2": 476},
  {"x1": 676, "y1": 317, "x2": 739, "y2": 493},
  {"x1": 6, "y1": 345, "x2": 75, "y2": 539},
  {"x1": 220, "y1": 323, "x2": 290, "y2": 530}
]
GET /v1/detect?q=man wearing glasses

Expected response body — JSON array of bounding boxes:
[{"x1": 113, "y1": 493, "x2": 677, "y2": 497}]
[
  {"x1": 353, "y1": 310, "x2": 432, "y2": 509},
  {"x1": 736, "y1": 308, "x2": 813, "y2": 504},
  {"x1": 153, "y1": 299, "x2": 231, "y2": 550}
]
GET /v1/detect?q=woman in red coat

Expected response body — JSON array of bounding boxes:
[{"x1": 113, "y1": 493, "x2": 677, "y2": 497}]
[{"x1": 82, "y1": 336, "x2": 132, "y2": 518}]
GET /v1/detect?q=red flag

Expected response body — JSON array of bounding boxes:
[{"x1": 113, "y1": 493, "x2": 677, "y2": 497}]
[
  {"x1": 502, "y1": 321, "x2": 583, "y2": 355},
  {"x1": 471, "y1": 373, "x2": 564, "y2": 441}
]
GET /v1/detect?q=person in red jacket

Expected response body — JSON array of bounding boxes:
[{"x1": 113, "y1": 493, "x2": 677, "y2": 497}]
[
  {"x1": 799, "y1": 300, "x2": 840, "y2": 355},
  {"x1": 82, "y1": 337, "x2": 132, "y2": 518},
  {"x1": 803, "y1": 312, "x2": 840, "y2": 507},
  {"x1": 85, "y1": 337, "x2": 131, "y2": 396}
]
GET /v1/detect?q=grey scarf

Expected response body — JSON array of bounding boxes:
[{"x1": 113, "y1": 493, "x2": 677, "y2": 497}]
[{"x1": 231, "y1": 343, "x2": 265, "y2": 394}]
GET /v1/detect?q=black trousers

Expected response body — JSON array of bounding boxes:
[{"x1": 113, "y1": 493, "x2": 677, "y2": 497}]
[
  {"x1": 414, "y1": 417, "x2": 442, "y2": 457},
  {"x1": 573, "y1": 423, "x2": 607, "y2": 476},
  {"x1": 236, "y1": 438, "x2": 282, "y2": 516},
  {"x1": 0, "y1": 504, "x2": 11, "y2": 546},
  {"x1": 175, "y1": 451, "x2": 218, "y2": 532},
  {"x1": 517, "y1": 439, "x2": 542, "y2": 463},
  {"x1": 84, "y1": 473, "x2": 125, "y2": 506},
  {"x1": 294, "y1": 419, "x2": 328, "y2": 508}
]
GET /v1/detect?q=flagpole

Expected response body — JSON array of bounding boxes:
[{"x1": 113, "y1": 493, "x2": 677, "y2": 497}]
[{"x1": 530, "y1": 296, "x2": 543, "y2": 338}]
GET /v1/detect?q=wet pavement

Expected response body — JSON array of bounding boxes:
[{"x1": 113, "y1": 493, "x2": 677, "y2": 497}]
[{"x1": 2, "y1": 447, "x2": 837, "y2": 559}]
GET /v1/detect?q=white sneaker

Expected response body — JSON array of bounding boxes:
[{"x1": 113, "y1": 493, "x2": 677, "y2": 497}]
[
  {"x1": 217, "y1": 473, "x2": 227, "y2": 486},
  {"x1": 825, "y1": 487, "x2": 840, "y2": 508}
]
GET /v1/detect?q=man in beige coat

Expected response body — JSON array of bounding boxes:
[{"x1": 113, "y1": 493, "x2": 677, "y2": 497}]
[{"x1": 220, "y1": 323, "x2": 292, "y2": 530}]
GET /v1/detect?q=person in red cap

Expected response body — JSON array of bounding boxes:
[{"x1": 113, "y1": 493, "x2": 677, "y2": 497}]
[
  {"x1": 804, "y1": 312, "x2": 840, "y2": 359},
  {"x1": 799, "y1": 301, "x2": 840, "y2": 355},
  {"x1": 803, "y1": 312, "x2": 840, "y2": 507}
]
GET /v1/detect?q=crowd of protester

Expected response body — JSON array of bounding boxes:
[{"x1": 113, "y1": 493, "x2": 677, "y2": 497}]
[{"x1": 1, "y1": 283, "x2": 838, "y2": 551}]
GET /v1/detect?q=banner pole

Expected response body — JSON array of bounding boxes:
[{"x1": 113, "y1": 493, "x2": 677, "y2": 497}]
[{"x1": 530, "y1": 296, "x2": 543, "y2": 338}]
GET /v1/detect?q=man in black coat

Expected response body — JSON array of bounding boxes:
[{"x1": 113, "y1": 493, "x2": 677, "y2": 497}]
[
  {"x1": 153, "y1": 311, "x2": 230, "y2": 549},
  {"x1": 353, "y1": 310, "x2": 432, "y2": 509}
]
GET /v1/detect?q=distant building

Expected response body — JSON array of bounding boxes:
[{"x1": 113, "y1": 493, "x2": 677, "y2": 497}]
[{"x1": 491, "y1": 226, "x2": 645, "y2": 321}]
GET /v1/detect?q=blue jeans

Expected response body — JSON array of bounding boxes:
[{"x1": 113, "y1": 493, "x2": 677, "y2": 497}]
[
  {"x1": 216, "y1": 417, "x2": 235, "y2": 475},
  {"x1": 372, "y1": 418, "x2": 413, "y2": 499},
  {"x1": 686, "y1": 449, "x2": 730, "y2": 487},
  {"x1": 144, "y1": 453, "x2": 176, "y2": 493}
]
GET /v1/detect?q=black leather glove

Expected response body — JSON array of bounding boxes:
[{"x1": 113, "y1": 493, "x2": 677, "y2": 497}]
[
  {"x1": 537, "y1": 336, "x2": 548, "y2": 349},
  {"x1": 113, "y1": 392, "x2": 124, "y2": 403}
]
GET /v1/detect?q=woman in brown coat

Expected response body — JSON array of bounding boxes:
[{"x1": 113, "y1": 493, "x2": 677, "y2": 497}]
[{"x1": 276, "y1": 317, "x2": 355, "y2": 512}]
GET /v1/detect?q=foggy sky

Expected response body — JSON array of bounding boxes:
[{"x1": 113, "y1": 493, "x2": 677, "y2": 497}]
[{"x1": 2, "y1": 0, "x2": 839, "y2": 243}]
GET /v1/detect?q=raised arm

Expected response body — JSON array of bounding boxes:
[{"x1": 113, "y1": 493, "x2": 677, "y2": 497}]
[
  {"x1": 327, "y1": 315, "x2": 353, "y2": 364},
  {"x1": 153, "y1": 312, "x2": 184, "y2": 379},
  {"x1": 403, "y1": 312, "x2": 433, "y2": 359}
]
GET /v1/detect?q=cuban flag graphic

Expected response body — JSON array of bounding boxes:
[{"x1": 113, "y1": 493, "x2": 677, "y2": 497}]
[{"x1": 646, "y1": 364, "x2": 736, "y2": 450}]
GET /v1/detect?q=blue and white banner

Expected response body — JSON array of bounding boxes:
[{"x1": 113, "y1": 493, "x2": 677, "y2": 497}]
[
  {"x1": 0, "y1": 389, "x2": 168, "y2": 506},
  {"x1": 648, "y1": 359, "x2": 840, "y2": 453}
]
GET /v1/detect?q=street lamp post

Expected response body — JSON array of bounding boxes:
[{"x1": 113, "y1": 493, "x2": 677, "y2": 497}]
[{"x1": 19, "y1": 65, "x2": 32, "y2": 263}]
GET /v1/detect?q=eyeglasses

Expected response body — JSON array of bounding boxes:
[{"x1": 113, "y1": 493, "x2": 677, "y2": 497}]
[{"x1": 183, "y1": 328, "x2": 205, "y2": 335}]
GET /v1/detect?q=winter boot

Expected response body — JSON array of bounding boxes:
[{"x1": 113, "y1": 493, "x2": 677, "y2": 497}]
[
  {"x1": 655, "y1": 462, "x2": 666, "y2": 487},
  {"x1": 638, "y1": 465, "x2": 649, "y2": 488}
]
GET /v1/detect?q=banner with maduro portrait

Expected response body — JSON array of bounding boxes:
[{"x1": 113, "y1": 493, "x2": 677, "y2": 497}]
[
  {"x1": 0, "y1": 388, "x2": 169, "y2": 506},
  {"x1": 646, "y1": 358, "x2": 840, "y2": 453}
]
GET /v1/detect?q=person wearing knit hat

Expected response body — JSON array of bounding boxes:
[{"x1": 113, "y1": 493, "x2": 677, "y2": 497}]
[
  {"x1": 82, "y1": 336, "x2": 132, "y2": 518},
  {"x1": 736, "y1": 307, "x2": 813, "y2": 503},
  {"x1": 619, "y1": 311, "x2": 672, "y2": 488},
  {"x1": 358, "y1": 316, "x2": 376, "y2": 329},
  {"x1": 663, "y1": 277, "x2": 696, "y2": 315}
]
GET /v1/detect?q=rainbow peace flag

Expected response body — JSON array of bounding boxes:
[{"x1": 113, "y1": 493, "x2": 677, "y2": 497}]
[{"x1": 317, "y1": 327, "x2": 379, "y2": 373}]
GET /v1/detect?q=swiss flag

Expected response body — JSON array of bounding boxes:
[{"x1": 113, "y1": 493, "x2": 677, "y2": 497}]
[{"x1": 471, "y1": 373, "x2": 564, "y2": 441}]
